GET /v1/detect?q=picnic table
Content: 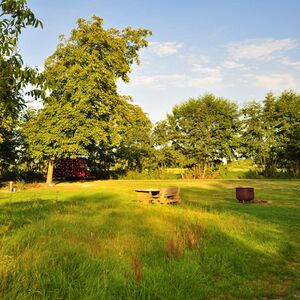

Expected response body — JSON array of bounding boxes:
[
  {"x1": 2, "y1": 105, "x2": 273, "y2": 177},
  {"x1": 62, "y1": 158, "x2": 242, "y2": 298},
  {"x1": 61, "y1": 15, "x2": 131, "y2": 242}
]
[
  {"x1": 135, "y1": 189, "x2": 160, "y2": 203},
  {"x1": 135, "y1": 187, "x2": 181, "y2": 204}
]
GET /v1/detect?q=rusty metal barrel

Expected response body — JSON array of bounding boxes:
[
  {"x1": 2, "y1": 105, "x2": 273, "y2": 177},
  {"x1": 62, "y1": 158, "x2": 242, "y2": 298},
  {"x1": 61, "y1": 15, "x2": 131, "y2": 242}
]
[{"x1": 235, "y1": 187, "x2": 254, "y2": 202}]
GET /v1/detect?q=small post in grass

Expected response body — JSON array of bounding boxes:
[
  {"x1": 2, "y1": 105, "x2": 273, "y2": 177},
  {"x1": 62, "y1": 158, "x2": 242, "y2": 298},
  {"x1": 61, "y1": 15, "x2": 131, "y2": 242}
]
[{"x1": 8, "y1": 181, "x2": 14, "y2": 193}]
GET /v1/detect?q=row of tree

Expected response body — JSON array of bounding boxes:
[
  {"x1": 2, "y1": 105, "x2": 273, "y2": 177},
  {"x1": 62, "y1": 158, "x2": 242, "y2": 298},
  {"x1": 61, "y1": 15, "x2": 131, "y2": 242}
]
[
  {"x1": 154, "y1": 92, "x2": 300, "y2": 178},
  {"x1": 8, "y1": 89, "x2": 300, "y2": 182},
  {"x1": 0, "y1": 1, "x2": 299, "y2": 183}
]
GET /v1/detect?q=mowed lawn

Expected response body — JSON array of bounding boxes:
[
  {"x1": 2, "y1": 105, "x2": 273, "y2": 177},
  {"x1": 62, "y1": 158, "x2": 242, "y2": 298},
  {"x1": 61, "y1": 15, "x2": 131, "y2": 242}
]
[{"x1": 0, "y1": 179, "x2": 300, "y2": 299}]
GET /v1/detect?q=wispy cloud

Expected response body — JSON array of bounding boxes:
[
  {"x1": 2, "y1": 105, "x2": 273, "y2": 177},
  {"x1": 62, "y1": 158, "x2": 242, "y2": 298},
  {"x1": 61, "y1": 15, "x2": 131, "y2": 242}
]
[
  {"x1": 245, "y1": 73, "x2": 297, "y2": 90},
  {"x1": 282, "y1": 57, "x2": 300, "y2": 69},
  {"x1": 192, "y1": 64, "x2": 221, "y2": 77},
  {"x1": 223, "y1": 60, "x2": 245, "y2": 69},
  {"x1": 129, "y1": 71, "x2": 222, "y2": 89},
  {"x1": 179, "y1": 54, "x2": 211, "y2": 65},
  {"x1": 131, "y1": 74, "x2": 187, "y2": 88},
  {"x1": 149, "y1": 42, "x2": 183, "y2": 57},
  {"x1": 227, "y1": 38, "x2": 297, "y2": 61},
  {"x1": 122, "y1": 38, "x2": 299, "y2": 99},
  {"x1": 188, "y1": 75, "x2": 223, "y2": 87}
]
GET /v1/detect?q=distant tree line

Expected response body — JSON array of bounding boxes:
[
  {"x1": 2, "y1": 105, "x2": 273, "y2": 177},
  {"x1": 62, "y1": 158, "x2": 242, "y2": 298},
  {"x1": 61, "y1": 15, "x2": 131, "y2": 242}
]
[
  {"x1": 154, "y1": 92, "x2": 300, "y2": 179},
  {"x1": 0, "y1": 1, "x2": 299, "y2": 183}
]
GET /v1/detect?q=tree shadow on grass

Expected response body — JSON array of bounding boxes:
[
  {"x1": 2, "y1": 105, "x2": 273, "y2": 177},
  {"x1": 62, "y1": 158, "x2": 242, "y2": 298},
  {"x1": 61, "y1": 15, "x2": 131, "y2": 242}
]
[
  {"x1": 1, "y1": 190, "x2": 299, "y2": 299},
  {"x1": 0, "y1": 192, "x2": 119, "y2": 236},
  {"x1": 0, "y1": 200, "x2": 64, "y2": 235},
  {"x1": 181, "y1": 186, "x2": 300, "y2": 230}
]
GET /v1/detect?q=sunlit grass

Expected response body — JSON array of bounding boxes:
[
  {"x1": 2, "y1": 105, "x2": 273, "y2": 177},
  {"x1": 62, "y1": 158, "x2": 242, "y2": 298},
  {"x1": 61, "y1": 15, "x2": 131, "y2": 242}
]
[{"x1": 0, "y1": 179, "x2": 300, "y2": 299}]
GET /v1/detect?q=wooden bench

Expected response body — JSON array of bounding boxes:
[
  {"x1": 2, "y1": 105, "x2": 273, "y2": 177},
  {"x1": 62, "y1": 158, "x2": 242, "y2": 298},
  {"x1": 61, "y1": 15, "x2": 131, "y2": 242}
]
[{"x1": 152, "y1": 187, "x2": 181, "y2": 204}]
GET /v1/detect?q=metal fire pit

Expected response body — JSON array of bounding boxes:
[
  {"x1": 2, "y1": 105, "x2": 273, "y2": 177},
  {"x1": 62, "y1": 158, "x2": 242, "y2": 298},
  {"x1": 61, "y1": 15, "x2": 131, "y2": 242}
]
[{"x1": 235, "y1": 187, "x2": 254, "y2": 203}]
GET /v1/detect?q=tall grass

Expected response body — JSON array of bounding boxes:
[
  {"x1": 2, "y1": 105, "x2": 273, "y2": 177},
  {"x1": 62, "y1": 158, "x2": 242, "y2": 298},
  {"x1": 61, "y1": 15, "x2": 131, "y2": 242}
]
[{"x1": 0, "y1": 179, "x2": 300, "y2": 299}]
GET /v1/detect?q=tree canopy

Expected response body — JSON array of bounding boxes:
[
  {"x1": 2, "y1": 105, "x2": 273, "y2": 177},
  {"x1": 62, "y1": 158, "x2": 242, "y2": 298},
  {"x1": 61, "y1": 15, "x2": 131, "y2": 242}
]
[
  {"x1": 241, "y1": 90, "x2": 300, "y2": 177},
  {"x1": 0, "y1": 0, "x2": 42, "y2": 175},
  {"x1": 154, "y1": 94, "x2": 240, "y2": 178},
  {"x1": 23, "y1": 16, "x2": 152, "y2": 183}
]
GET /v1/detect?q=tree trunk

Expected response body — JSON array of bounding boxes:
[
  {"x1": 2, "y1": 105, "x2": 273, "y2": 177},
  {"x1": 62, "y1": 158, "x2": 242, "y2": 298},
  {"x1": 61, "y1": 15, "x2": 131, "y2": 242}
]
[
  {"x1": 202, "y1": 162, "x2": 207, "y2": 179},
  {"x1": 193, "y1": 165, "x2": 197, "y2": 178},
  {"x1": 261, "y1": 157, "x2": 267, "y2": 177},
  {"x1": 46, "y1": 160, "x2": 54, "y2": 185},
  {"x1": 196, "y1": 164, "x2": 200, "y2": 178}
]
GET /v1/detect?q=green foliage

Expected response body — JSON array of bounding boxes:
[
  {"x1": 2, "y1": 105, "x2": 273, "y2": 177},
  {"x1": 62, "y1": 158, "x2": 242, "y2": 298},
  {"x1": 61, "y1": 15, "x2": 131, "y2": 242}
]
[
  {"x1": 153, "y1": 120, "x2": 186, "y2": 169},
  {"x1": 242, "y1": 90, "x2": 300, "y2": 177},
  {"x1": 153, "y1": 90, "x2": 299, "y2": 179},
  {"x1": 22, "y1": 16, "x2": 152, "y2": 182},
  {"x1": 218, "y1": 159, "x2": 262, "y2": 179},
  {"x1": 285, "y1": 124, "x2": 300, "y2": 176},
  {"x1": 120, "y1": 169, "x2": 180, "y2": 180},
  {"x1": 115, "y1": 104, "x2": 153, "y2": 172},
  {"x1": 155, "y1": 94, "x2": 240, "y2": 178},
  {"x1": 0, "y1": 0, "x2": 42, "y2": 56},
  {"x1": 0, "y1": 0, "x2": 43, "y2": 176},
  {"x1": 15, "y1": 179, "x2": 25, "y2": 190}
]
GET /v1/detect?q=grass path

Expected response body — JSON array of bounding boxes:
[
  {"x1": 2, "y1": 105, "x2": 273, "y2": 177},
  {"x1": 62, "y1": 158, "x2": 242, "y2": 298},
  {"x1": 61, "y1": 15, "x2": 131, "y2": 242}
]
[{"x1": 0, "y1": 179, "x2": 300, "y2": 299}]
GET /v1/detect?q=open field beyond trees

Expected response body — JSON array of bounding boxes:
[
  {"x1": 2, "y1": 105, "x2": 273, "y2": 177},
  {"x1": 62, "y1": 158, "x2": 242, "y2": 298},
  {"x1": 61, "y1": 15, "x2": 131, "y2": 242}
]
[{"x1": 0, "y1": 179, "x2": 300, "y2": 299}]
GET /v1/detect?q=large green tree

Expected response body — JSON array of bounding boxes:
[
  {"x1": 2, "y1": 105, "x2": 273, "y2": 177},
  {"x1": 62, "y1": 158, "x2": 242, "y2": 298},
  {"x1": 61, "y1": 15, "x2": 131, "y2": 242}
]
[
  {"x1": 241, "y1": 100, "x2": 273, "y2": 177},
  {"x1": 160, "y1": 94, "x2": 240, "y2": 178},
  {"x1": 276, "y1": 91, "x2": 300, "y2": 176},
  {"x1": 241, "y1": 90, "x2": 300, "y2": 177},
  {"x1": 23, "y1": 16, "x2": 151, "y2": 184},
  {"x1": 153, "y1": 120, "x2": 185, "y2": 171},
  {"x1": 0, "y1": 0, "x2": 42, "y2": 176},
  {"x1": 115, "y1": 104, "x2": 153, "y2": 173}
]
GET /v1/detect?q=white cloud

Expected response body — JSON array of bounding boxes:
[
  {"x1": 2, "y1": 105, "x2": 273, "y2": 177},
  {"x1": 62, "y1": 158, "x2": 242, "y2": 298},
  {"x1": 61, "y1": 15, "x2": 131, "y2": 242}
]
[
  {"x1": 282, "y1": 57, "x2": 300, "y2": 69},
  {"x1": 192, "y1": 64, "x2": 221, "y2": 77},
  {"x1": 179, "y1": 54, "x2": 210, "y2": 65},
  {"x1": 149, "y1": 42, "x2": 183, "y2": 57},
  {"x1": 129, "y1": 71, "x2": 222, "y2": 89},
  {"x1": 227, "y1": 38, "x2": 297, "y2": 61},
  {"x1": 246, "y1": 73, "x2": 297, "y2": 90},
  {"x1": 194, "y1": 55, "x2": 211, "y2": 65},
  {"x1": 128, "y1": 74, "x2": 186, "y2": 88},
  {"x1": 223, "y1": 60, "x2": 245, "y2": 69},
  {"x1": 188, "y1": 75, "x2": 222, "y2": 87},
  {"x1": 191, "y1": 65, "x2": 223, "y2": 86}
]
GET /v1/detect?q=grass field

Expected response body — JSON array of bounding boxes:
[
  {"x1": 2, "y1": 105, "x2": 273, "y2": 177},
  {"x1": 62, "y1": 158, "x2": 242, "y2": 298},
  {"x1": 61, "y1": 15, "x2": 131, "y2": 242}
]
[{"x1": 0, "y1": 179, "x2": 300, "y2": 299}]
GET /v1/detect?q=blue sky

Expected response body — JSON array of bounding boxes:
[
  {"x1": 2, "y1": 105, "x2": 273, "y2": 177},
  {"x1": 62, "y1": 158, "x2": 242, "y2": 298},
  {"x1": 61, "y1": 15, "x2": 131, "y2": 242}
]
[{"x1": 20, "y1": 0, "x2": 300, "y2": 123}]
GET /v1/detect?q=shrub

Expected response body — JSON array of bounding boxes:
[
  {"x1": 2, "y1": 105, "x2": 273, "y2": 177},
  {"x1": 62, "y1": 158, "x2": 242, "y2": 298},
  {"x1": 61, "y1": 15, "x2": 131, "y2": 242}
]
[{"x1": 15, "y1": 180, "x2": 26, "y2": 191}]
